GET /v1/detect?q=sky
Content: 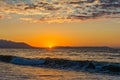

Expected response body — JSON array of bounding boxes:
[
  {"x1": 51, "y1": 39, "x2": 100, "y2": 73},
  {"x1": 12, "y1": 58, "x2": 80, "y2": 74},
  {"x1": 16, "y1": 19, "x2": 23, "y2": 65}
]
[{"x1": 0, "y1": 0, "x2": 120, "y2": 48}]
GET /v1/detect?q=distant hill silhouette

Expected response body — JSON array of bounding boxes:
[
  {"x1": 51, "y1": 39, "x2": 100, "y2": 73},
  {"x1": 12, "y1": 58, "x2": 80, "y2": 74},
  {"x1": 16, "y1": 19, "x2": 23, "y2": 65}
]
[
  {"x1": 0, "y1": 40, "x2": 33, "y2": 48},
  {"x1": 0, "y1": 39, "x2": 119, "y2": 52}
]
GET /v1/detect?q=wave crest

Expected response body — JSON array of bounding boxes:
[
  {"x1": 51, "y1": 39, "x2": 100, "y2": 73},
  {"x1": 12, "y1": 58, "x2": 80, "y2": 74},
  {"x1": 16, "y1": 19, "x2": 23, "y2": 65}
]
[{"x1": 0, "y1": 55, "x2": 120, "y2": 75}]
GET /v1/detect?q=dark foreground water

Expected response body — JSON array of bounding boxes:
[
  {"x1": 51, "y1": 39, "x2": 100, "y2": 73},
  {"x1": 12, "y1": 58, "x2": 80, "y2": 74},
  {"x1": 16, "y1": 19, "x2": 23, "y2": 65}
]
[{"x1": 0, "y1": 48, "x2": 120, "y2": 80}]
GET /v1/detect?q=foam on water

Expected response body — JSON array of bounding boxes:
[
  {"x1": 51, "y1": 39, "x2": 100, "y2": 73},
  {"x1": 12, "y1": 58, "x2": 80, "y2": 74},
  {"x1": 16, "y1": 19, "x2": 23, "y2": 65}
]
[
  {"x1": 0, "y1": 48, "x2": 120, "y2": 80},
  {"x1": 0, "y1": 55, "x2": 120, "y2": 75},
  {"x1": 11, "y1": 57, "x2": 45, "y2": 65}
]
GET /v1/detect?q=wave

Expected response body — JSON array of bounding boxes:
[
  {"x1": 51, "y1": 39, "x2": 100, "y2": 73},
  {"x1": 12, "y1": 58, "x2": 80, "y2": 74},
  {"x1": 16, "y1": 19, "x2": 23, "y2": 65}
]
[{"x1": 0, "y1": 55, "x2": 120, "y2": 75}]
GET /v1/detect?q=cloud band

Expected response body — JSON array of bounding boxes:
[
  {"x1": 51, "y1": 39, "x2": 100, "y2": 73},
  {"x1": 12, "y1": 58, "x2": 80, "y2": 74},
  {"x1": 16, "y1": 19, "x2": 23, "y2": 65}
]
[{"x1": 0, "y1": 0, "x2": 120, "y2": 23}]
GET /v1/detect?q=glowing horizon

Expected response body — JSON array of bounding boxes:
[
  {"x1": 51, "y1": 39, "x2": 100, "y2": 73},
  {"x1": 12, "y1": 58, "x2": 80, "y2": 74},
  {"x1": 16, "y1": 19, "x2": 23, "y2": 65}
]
[{"x1": 0, "y1": 0, "x2": 120, "y2": 48}]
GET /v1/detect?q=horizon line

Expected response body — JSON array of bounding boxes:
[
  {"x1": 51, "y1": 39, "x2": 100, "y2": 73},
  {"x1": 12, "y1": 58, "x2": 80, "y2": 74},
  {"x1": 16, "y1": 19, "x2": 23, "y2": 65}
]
[{"x1": 0, "y1": 39, "x2": 120, "y2": 49}]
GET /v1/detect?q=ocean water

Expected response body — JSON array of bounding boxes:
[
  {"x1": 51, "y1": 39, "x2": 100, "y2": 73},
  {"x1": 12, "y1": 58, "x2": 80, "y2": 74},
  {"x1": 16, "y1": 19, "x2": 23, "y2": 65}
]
[{"x1": 0, "y1": 48, "x2": 120, "y2": 80}]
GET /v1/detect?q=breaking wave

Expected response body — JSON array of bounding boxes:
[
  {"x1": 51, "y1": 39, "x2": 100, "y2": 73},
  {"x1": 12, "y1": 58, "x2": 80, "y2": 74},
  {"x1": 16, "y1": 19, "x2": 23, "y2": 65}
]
[{"x1": 0, "y1": 55, "x2": 120, "y2": 75}]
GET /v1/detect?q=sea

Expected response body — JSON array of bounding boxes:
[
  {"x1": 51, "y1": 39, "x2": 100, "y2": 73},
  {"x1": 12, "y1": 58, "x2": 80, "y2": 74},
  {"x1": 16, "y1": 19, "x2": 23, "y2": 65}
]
[{"x1": 0, "y1": 48, "x2": 120, "y2": 80}]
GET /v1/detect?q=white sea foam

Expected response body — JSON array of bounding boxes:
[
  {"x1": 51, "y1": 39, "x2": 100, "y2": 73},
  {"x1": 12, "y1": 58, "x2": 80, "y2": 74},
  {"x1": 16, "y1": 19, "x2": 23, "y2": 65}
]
[{"x1": 11, "y1": 57, "x2": 45, "y2": 65}]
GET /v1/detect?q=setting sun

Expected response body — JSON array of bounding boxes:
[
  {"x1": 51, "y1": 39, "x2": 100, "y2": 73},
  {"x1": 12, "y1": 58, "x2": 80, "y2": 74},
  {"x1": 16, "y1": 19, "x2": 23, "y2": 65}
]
[
  {"x1": 0, "y1": 0, "x2": 120, "y2": 80},
  {"x1": 48, "y1": 45, "x2": 53, "y2": 49}
]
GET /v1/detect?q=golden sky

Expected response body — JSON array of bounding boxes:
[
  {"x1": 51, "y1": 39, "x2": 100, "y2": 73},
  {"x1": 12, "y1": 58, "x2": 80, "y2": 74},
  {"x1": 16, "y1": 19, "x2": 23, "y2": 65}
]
[{"x1": 0, "y1": 0, "x2": 120, "y2": 47}]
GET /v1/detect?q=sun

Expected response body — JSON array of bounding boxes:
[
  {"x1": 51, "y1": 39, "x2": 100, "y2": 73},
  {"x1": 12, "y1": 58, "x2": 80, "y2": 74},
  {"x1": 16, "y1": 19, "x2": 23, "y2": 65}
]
[
  {"x1": 45, "y1": 41, "x2": 55, "y2": 49},
  {"x1": 48, "y1": 45, "x2": 53, "y2": 49}
]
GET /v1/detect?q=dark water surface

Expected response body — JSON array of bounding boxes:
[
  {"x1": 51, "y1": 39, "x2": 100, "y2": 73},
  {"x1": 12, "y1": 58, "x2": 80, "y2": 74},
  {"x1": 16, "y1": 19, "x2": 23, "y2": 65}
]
[{"x1": 0, "y1": 49, "x2": 120, "y2": 80}]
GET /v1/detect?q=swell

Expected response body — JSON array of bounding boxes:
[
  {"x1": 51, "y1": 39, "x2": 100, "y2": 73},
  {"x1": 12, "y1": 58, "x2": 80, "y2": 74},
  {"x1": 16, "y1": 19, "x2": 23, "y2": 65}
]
[{"x1": 0, "y1": 55, "x2": 120, "y2": 75}]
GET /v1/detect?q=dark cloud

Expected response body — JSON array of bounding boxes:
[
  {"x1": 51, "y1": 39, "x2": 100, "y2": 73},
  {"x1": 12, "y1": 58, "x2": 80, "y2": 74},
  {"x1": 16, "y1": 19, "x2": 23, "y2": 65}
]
[{"x1": 0, "y1": 0, "x2": 120, "y2": 23}]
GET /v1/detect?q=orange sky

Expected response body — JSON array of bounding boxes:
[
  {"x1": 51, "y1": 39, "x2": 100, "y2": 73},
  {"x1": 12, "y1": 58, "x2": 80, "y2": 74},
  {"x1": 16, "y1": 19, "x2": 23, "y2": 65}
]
[
  {"x1": 0, "y1": 0, "x2": 120, "y2": 48},
  {"x1": 0, "y1": 19, "x2": 120, "y2": 48}
]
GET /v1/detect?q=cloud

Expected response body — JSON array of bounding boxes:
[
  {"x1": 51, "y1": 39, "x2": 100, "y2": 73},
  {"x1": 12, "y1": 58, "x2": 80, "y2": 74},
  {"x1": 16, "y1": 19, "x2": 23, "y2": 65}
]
[{"x1": 0, "y1": 0, "x2": 120, "y2": 23}]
